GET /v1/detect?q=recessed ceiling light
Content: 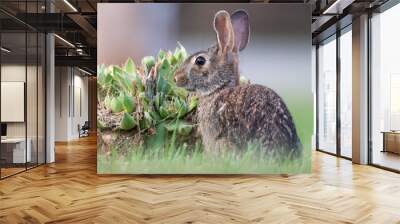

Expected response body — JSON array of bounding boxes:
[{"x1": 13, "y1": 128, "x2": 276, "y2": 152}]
[
  {"x1": 1, "y1": 47, "x2": 11, "y2": 53},
  {"x1": 78, "y1": 67, "x2": 93, "y2": 76},
  {"x1": 54, "y1": 34, "x2": 75, "y2": 48},
  {"x1": 63, "y1": 0, "x2": 78, "y2": 12},
  {"x1": 322, "y1": 0, "x2": 354, "y2": 15}
]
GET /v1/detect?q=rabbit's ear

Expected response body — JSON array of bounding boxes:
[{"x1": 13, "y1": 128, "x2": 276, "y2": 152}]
[
  {"x1": 214, "y1": 10, "x2": 235, "y2": 54},
  {"x1": 231, "y1": 10, "x2": 249, "y2": 52}
]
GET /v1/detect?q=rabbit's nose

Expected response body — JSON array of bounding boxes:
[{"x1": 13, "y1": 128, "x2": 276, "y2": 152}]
[{"x1": 174, "y1": 73, "x2": 187, "y2": 86}]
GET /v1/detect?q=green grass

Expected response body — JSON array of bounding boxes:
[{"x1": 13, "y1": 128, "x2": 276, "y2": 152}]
[
  {"x1": 97, "y1": 95, "x2": 313, "y2": 174},
  {"x1": 97, "y1": 142, "x2": 311, "y2": 174}
]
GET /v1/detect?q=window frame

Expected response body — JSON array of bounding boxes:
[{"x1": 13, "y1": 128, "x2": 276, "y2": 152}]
[{"x1": 315, "y1": 24, "x2": 353, "y2": 161}]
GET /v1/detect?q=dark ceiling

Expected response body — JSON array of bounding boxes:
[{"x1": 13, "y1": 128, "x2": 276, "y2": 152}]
[{"x1": 0, "y1": 0, "x2": 391, "y2": 74}]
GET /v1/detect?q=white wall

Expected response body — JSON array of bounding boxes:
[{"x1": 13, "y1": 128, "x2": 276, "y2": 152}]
[
  {"x1": 54, "y1": 67, "x2": 89, "y2": 141},
  {"x1": 71, "y1": 73, "x2": 89, "y2": 138},
  {"x1": 55, "y1": 67, "x2": 69, "y2": 141}
]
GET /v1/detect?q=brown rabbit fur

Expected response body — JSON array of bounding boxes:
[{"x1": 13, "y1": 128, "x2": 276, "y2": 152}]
[{"x1": 174, "y1": 10, "x2": 302, "y2": 156}]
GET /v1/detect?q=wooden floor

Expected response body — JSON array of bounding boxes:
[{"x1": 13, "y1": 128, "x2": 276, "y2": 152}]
[
  {"x1": 373, "y1": 150, "x2": 400, "y2": 171},
  {"x1": 1, "y1": 167, "x2": 26, "y2": 178},
  {"x1": 1, "y1": 136, "x2": 400, "y2": 223}
]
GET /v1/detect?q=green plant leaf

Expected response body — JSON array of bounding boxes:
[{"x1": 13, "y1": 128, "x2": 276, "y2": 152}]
[
  {"x1": 174, "y1": 42, "x2": 188, "y2": 63},
  {"x1": 97, "y1": 64, "x2": 106, "y2": 85},
  {"x1": 145, "y1": 122, "x2": 166, "y2": 151},
  {"x1": 174, "y1": 98, "x2": 187, "y2": 118},
  {"x1": 124, "y1": 58, "x2": 136, "y2": 74},
  {"x1": 104, "y1": 95, "x2": 112, "y2": 109},
  {"x1": 158, "y1": 58, "x2": 171, "y2": 79},
  {"x1": 177, "y1": 42, "x2": 188, "y2": 60},
  {"x1": 150, "y1": 110, "x2": 161, "y2": 122},
  {"x1": 154, "y1": 92, "x2": 165, "y2": 110},
  {"x1": 159, "y1": 106, "x2": 169, "y2": 118},
  {"x1": 121, "y1": 94, "x2": 136, "y2": 113},
  {"x1": 97, "y1": 119, "x2": 105, "y2": 130},
  {"x1": 133, "y1": 74, "x2": 144, "y2": 92},
  {"x1": 156, "y1": 75, "x2": 171, "y2": 95},
  {"x1": 142, "y1": 56, "x2": 156, "y2": 74},
  {"x1": 111, "y1": 65, "x2": 133, "y2": 93},
  {"x1": 172, "y1": 86, "x2": 188, "y2": 100},
  {"x1": 188, "y1": 95, "x2": 199, "y2": 112},
  {"x1": 170, "y1": 55, "x2": 178, "y2": 65},
  {"x1": 139, "y1": 111, "x2": 153, "y2": 129},
  {"x1": 110, "y1": 97, "x2": 124, "y2": 113},
  {"x1": 158, "y1": 50, "x2": 166, "y2": 61},
  {"x1": 104, "y1": 67, "x2": 113, "y2": 87},
  {"x1": 165, "y1": 120, "x2": 193, "y2": 136},
  {"x1": 112, "y1": 65, "x2": 123, "y2": 79},
  {"x1": 120, "y1": 112, "x2": 136, "y2": 130}
]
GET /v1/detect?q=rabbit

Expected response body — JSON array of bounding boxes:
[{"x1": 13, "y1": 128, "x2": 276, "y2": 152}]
[{"x1": 174, "y1": 10, "x2": 302, "y2": 156}]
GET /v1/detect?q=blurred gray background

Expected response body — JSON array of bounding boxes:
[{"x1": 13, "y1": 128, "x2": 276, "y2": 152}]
[{"x1": 98, "y1": 3, "x2": 311, "y2": 97}]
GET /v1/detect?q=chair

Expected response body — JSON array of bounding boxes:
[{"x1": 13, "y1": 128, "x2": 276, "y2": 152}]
[{"x1": 79, "y1": 121, "x2": 90, "y2": 138}]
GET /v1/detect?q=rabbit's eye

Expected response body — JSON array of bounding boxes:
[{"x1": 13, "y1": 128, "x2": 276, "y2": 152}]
[{"x1": 195, "y1": 56, "x2": 206, "y2": 66}]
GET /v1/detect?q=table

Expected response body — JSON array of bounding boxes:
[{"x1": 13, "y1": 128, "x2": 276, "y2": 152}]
[
  {"x1": 1, "y1": 138, "x2": 32, "y2": 164},
  {"x1": 381, "y1": 131, "x2": 400, "y2": 154}
]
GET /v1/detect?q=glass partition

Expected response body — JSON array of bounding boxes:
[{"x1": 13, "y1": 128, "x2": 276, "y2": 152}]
[
  {"x1": 317, "y1": 35, "x2": 337, "y2": 154},
  {"x1": 0, "y1": 1, "x2": 46, "y2": 179},
  {"x1": 1, "y1": 30, "x2": 28, "y2": 177},
  {"x1": 38, "y1": 32, "x2": 45, "y2": 165},
  {"x1": 370, "y1": 3, "x2": 400, "y2": 171},
  {"x1": 339, "y1": 27, "x2": 352, "y2": 158},
  {"x1": 316, "y1": 25, "x2": 353, "y2": 159},
  {"x1": 27, "y1": 31, "x2": 38, "y2": 169}
]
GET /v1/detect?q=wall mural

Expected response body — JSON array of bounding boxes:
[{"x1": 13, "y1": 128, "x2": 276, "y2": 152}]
[{"x1": 97, "y1": 3, "x2": 313, "y2": 174}]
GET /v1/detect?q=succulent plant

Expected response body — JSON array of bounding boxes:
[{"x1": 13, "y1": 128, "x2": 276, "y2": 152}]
[{"x1": 97, "y1": 43, "x2": 195, "y2": 135}]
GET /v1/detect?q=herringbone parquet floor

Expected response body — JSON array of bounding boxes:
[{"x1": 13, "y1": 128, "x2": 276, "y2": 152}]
[{"x1": 1, "y1": 135, "x2": 400, "y2": 224}]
